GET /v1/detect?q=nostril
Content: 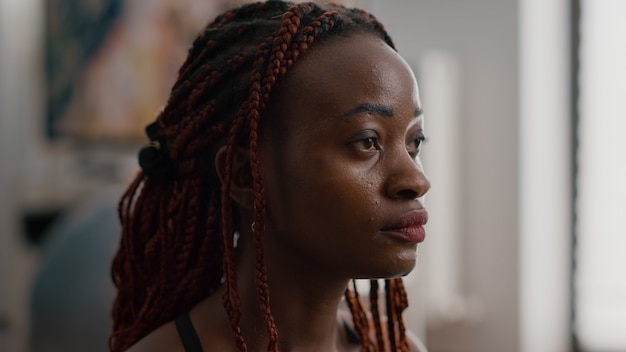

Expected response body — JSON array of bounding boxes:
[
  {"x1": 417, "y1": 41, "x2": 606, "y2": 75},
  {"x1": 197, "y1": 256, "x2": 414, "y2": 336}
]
[{"x1": 396, "y1": 189, "x2": 418, "y2": 200}]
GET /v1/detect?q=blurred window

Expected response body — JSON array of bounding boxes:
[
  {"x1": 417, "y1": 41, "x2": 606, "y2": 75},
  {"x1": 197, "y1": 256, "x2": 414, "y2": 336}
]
[{"x1": 575, "y1": 0, "x2": 626, "y2": 350}]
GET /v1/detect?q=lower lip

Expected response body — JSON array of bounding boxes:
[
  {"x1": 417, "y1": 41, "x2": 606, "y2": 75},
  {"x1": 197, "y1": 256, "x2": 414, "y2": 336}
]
[{"x1": 381, "y1": 225, "x2": 426, "y2": 243}]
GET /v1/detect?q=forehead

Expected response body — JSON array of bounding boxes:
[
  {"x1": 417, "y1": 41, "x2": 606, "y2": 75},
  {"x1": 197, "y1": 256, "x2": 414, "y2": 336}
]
[
  {"x1": 260, "y1": 33, "x2": 421, "y2": 138},
  {"x1": 296, "y1": 34, "x2": 413, "y2": 89},
  {"x1": 280, "y1": 34, "x2": 417, "y2": 102}
]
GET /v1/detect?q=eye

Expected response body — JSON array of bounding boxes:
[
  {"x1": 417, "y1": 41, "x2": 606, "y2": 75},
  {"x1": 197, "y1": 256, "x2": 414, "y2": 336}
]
[
  {"x1": 407, "y1": 134, "x2": 427, "y2": 156},
  {"x1": 348, "y1": 132, "x2": 382, "y2": 154},
  {"x1": 357, "y1": 137, "x2": 380, "y2": 151}
]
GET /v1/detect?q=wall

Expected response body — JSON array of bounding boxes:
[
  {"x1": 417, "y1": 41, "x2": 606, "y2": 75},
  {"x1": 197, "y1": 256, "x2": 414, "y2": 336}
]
[
  {"x1": 367, "y1": 1, "x2": 573, "y2": 352},
  {"x1": 0, "y1": 0, "x2": 575, "y2": 351},
  {"x1": 0, "y1": 0, "x2": 44, "y2": 351},
  {"x1": 366, "y1": 1, "x2": 521, "y2": 351}
]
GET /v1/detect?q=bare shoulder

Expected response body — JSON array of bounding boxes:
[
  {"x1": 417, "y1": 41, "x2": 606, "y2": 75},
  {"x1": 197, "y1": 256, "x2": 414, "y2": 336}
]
[
  {"x1": 124, "y1": 320, "x2": 184, "y2": 352},
  {"x1": 406, "y1": 330, "x2": 428, "y2": 352},
  {"x1": 336, "y1": 303, "x2": 428, "y2": 352}
]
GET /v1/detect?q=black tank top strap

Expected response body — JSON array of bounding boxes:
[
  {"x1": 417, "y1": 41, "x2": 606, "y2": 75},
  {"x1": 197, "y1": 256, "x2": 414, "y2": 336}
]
[
  {"x1": 175, "y1": 312, "x2": 203, "y2": 352},
  {"x1": 175, "y1": 312, "x2": 360, "y2": 350}
]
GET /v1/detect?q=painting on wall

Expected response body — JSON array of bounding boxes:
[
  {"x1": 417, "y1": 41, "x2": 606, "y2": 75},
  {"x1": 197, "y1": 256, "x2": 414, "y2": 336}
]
[{"x1": 45, "y1": 0, "x2": 232, "y2": 141}]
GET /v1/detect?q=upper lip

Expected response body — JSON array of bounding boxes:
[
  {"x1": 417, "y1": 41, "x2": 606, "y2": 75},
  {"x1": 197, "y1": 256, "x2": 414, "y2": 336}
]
[{"x1": 381, "y1": 209, "x2": 428, "y2": 230}]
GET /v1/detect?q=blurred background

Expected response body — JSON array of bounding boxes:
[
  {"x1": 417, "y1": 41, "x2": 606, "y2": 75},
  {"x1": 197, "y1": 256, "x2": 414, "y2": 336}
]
[{"x1": 0, "y1": 0, "x2": 624, "y2": 351}]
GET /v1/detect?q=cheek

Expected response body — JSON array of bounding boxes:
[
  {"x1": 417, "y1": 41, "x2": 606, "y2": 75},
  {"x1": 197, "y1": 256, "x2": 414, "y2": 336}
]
[
  {"x1": 265, "y1": 149, "x2": 381, "y2": 237},
  {"x1": 314, "y1": 173, "x2": 381, "y2": 224},
  {"x1": 287, "y1": 164, "x2": 385, "y2": 257},
  {"x1": 260, "y1": 143, "x2": 417, "y2": 278},
  {"x1": 298, "y1": 157, "x2": 381, "y2": 213}
]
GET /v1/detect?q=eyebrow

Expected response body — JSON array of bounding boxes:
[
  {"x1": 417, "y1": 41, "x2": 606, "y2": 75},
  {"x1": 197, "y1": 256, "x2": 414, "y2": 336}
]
[{"x1": 341, "y1": 103, "x2": 423, "y2": 120}]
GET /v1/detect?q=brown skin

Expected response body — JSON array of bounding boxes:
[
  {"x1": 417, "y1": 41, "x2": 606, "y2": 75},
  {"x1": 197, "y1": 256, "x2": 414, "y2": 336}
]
[{"x1": 126, "y1": 33, "x2": 430, "y2": 352}]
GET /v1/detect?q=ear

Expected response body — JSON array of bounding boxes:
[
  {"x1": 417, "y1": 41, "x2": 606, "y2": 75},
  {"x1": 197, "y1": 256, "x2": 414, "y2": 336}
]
[{"x1": 215, "y1": 145, "x2": 254, "y2": 210}]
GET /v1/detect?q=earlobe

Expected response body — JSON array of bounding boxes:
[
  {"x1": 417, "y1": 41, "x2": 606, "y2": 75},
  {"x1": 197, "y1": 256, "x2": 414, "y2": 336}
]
[{"x1": 214, "y1": 145, "x2": 255, "y2": 209}]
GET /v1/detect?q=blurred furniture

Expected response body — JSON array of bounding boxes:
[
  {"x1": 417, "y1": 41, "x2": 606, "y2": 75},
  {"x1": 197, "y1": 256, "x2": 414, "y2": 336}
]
[{"x1": 30, "y1": 187, "x2": 121, "y2": 352}]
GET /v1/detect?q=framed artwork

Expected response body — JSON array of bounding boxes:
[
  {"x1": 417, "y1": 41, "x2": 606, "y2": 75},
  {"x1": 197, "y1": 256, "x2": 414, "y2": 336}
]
[{"x1": 45, "y1": 0, "x2": 231, "y2": 141}]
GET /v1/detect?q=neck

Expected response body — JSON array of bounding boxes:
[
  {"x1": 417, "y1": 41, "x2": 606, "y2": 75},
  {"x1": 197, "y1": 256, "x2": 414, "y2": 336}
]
[{"x1": 233, "y1": 232, "x2": 351, "y2": 351}]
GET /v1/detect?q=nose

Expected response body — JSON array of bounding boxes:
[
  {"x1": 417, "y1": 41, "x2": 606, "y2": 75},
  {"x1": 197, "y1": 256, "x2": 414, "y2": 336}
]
[{"x1": 385, "y1": 153, "x2": 431, "y2": 200}]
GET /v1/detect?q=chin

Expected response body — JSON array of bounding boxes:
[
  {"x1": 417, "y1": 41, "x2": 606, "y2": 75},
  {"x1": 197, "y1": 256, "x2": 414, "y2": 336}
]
[
  {"x1": 386, "y1": 261, "x2": 417, "y2": 278},
  {"x1": 357, "y1": 256, "x2": 417, "y2": 280},
  {"x1": 390, "y1": 248, "x2": 418, "y2": 276}
]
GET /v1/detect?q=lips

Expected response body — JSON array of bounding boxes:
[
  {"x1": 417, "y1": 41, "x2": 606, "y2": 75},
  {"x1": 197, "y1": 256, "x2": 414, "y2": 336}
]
[{"x1": 380, "y1": 210, "x2": 428, "y2": 243}]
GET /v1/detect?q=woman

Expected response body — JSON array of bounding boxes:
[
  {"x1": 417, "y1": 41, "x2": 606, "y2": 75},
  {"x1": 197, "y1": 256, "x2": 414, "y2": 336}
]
[{"x1": 110, "y1": 1, "x2": 430, "y2": 351}]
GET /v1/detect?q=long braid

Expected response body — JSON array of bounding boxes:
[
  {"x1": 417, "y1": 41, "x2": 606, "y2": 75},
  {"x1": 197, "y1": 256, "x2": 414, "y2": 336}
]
[
  {"x1": 344, "y1": 282, "x2": 373, "y2": 351},
  {"x1": 247, "y1": 48, "x2": 278, "y2": 350},
  {"x1": 385, "y1": 279, "x2": 398, "y2": 352},
  {"x1": 110, "y1": 3, "x2": 404, "y2": 352},
  {"x1": 394, "y1": 278, "x2": 410, "y2": 352},
  {"x1": 221, "y1": 109, "x2": 248, "y2": 351},
  {"x1": 370, "y1": 279, "x2": 386, "y2": 351},
  {"x1": 245, "y1": 5, "x2": 316, "y2": 350},
  {"x1": 383, "y1": 278, "x2": 412, "y2": 352}
]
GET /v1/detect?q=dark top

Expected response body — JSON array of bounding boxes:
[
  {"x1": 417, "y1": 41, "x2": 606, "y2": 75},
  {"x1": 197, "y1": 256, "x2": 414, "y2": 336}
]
[
  {"x1": 174, "y1": 312, "x2": 361, "y2": 352},
  {"x1": 175, "y1": 312, "x2": 203, "y2": 352}
]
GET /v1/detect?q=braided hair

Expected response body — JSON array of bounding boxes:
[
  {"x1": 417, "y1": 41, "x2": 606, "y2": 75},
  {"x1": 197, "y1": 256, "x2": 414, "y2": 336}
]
[{"x1": 110, "y1": 2, "x2": 411, "y2": 351}]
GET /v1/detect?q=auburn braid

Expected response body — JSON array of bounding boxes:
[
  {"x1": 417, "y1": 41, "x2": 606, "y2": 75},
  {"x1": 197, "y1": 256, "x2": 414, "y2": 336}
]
[
  {"x1": 385, "y1": 280, "x2": 398, "y2": 351},
  {"x1": 394, "y1": 278, "x2": 411, "y2": 352},
  {"x1": 346, "y1": 281, "x2": 374, "y2": 351},
  {"x1": 383, "y1": 278, "x2": 411, "y2": 352},
  {"x1": 110, "y1": 2, "x2": 410, "y2": 352},
  {"x1": 370, "y1": 279, "x2": 386, "y2": 351}
]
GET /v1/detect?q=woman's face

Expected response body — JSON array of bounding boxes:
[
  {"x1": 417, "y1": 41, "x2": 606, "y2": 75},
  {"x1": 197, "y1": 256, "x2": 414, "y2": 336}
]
[{"x1": 259, "y1": 34, "x2": 430, "y2": 280}]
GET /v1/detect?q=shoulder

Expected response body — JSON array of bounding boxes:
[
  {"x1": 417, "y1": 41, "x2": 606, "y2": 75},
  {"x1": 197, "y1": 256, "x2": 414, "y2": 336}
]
[
  {"x1": 124, "y1": 320, "x2": 184, "y2": 352},
  {"x1": 337, "y1": 303, "x2": 428, "y2": 352},
  {"x1": 406, "y1": 330, "x2": 428, "y2": 352},
  {"x1": 125, "y1": 300, "x2": 235, "y2": 352}
]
